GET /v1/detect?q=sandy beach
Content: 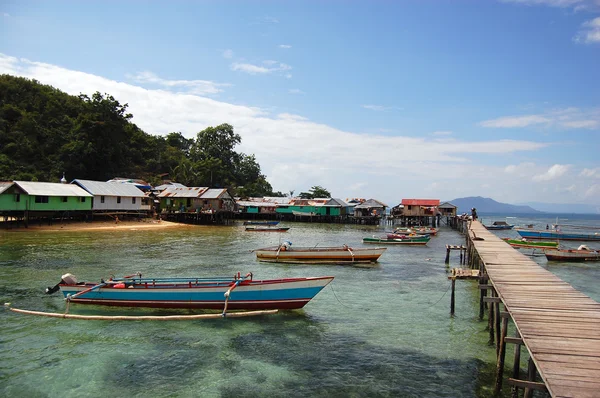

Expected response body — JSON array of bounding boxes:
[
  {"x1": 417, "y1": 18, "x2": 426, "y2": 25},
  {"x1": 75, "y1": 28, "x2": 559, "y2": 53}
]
[{"x1": 0, "y1": 219, "x2": 191, "y2": 232}]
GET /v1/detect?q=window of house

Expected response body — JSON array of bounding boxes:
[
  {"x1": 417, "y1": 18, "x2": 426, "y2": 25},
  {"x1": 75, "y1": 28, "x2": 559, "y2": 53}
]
[
  {"x1": 80, "y1": 197, "x2": 86, "y2": 203},
  {"x1": 35, "y1": 196, "x2": 49, "y2": 203},
  {"x1": 132, "y1": 197, "x2": 136, "y2": 204},
  {"x1": 101, "y1": 196, "x2": 105, "y2": 203},
  {"x1": 62, "y1": 196, "x2": 68, "y2": 203},
  {"x1": 117, "y1": 196, "x2": 121, "y2": 204},
  {"x1": 187, "y1": 198, "x2": 192, "y2": 207},
  {"x1": 14, "y1": 194, "x2": 20, "y2": 202}
]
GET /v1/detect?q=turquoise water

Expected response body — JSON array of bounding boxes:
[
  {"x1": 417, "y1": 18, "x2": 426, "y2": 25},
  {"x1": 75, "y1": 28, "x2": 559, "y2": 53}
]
[{"x1": 1, "y1": 216, "x2": 598, "y2": 397}]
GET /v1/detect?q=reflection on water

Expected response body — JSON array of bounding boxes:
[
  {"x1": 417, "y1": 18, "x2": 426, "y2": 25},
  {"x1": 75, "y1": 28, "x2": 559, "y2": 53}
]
[{"x1": 1, "y1": 217, "x2": 598, "y2": 397}]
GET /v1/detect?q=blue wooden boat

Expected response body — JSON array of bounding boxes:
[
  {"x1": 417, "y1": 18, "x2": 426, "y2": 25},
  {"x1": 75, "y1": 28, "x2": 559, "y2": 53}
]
[
  {"x1": 243, "y1": 221, "x2": 279, "y2": 226},
  {"x1": 45, "y1": 272, "x2": 334, "y2": 310},
  {"x1": 515, "y1": 228, "x2": 600, "y2": 241},
  {"x1": 484, "y1": 221, "x2": 514, "y2": 230}
]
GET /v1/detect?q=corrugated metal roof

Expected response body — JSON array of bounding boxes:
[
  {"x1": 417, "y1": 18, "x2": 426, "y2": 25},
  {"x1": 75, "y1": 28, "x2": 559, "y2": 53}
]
[
  {"x1": 73, "y1": 179, "x2": 146, "y2": 197},
  {"x1": 439, "y1": 202, "x2": 457, "y2": 208},
  {"x1": 157, "y1": 187, "x2": 209, "y2": 198},
  {"x1": 15, "y1": 181, "x2": 92, "y2": 197},
  {"x1": 401, "y1": 199, "x2": 440, "y2": 206},
  {"x1": 236, "y1": 200, "x2": 278, "y2": 207},
  {"x1": 354, "y1": 199, "x2": 388, "y2": 208},
  {"x1": 201, "y1": 189, "x2": 230, "y2": 199},
  {"x1": 154, "y1": 182, "x2": 187, "y2": 191},
  {"x1": 0, "y1": 182, "x2": 14, "y2": 195}
]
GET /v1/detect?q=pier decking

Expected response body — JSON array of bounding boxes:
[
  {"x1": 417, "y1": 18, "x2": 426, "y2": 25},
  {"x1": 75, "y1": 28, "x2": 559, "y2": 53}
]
[{"x1": 467, "y1": 220, "x2": 600, "y2": 397}]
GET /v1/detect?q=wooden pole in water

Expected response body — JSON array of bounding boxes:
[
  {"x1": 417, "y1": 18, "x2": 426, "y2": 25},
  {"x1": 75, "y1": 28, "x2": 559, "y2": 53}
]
[
  {"x1": 445, "y1": 246, "x2": 450, "y2": 264},
  {"x1": 450, "y1": 277, "x2": 456, "y2": 315},
  {"x1": 494, "y1": 314, "x2": 509, "y2": 395},
  {"x1": 511, "y1": 330, "x2": 522, "y2": 398},
  {"x1": 524, "y1": 357, "x2": 536, "y2": 398},
  {"x1": 488, "y1": 290, "x2": 495, "y2": 345},
  {"x1": 495, "y1": 300, "x2": 501, "y2": 356}
]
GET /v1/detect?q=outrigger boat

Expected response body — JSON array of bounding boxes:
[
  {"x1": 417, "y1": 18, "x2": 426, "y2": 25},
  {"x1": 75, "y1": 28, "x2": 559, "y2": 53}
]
[
  {"x1": 516, "y1": 227, "x2": 600, "y2": 241},
  {"x1": 243, "y1": 221, "x2": 279, "y2": 226},
  {"x1": 485, "y1": 221, "x2": 514, "y2": 230},
  {"x1": 502, "y1": 238, "x2": 559, "y2": 250},
  {"x1": 254, "y1": 241, "x2": 386, "y2": 264},
  {"x1": 392, "y1": 227, "x2": 438, "y2": 236},
  {"x1": 245, "y1": 226, "x2": 290, "y2": 232},
  {"x1": 362, "y1": 235, "x2": 430, "y2": 245},
  {"x1": 42, "y1": 272, "x2": 333, "y2": 311},
  {"x1": 545, "y1": 246, "x2": 600, "y2": 262}
]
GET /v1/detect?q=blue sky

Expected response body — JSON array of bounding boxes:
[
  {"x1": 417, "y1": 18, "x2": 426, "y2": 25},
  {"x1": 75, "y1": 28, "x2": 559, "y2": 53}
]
[{"x1": 1, "y1": 0, "x2": 599, "y2": 208}]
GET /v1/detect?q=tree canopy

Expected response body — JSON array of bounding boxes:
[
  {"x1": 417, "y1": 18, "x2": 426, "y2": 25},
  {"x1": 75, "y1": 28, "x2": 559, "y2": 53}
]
[
  {"x1": 299, "y1": 185, "x2": 332, "y2": 199},
  {"x1": 0, "y1": 74, "x2": 277, "y2": 196}
]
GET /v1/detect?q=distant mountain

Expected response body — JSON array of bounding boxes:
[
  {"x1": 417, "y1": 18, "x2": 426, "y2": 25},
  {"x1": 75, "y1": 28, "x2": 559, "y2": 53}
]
[
  {"x1": 447, "y1": 196, "x2": 542, "y2": 214},
  {"x1": 519, "y1": 202, "x2": 600, "y2": 215}
]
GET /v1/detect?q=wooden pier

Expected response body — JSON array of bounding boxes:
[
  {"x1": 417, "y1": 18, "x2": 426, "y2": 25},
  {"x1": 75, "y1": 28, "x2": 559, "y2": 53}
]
[{"x1": 463, "y1": 220, "x2": 600, "y2": 397}]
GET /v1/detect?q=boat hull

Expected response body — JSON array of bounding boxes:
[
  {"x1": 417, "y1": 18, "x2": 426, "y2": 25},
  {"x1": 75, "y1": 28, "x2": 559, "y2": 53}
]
[
  {"x1": 502, "y1": 238, "x2": 559, "y2": 249},
  {"x1": 362, "y1": 236, "x2": 430, "y2": 245},
  {"x1": 545, "y1": 250, "x2": 600, "y2": 262},
  {"x1": 516, "y1": 229, "x2": 600, "y2": 241},
  {"x1": 59, "y1": 277, "x2": 334, "y2": 310},
  {"x1": 254, "y1": 247, "x2": 386, "y2": 264},
  {"x1": 245, "y1": 227, "x2": 290, "y2": 232}
]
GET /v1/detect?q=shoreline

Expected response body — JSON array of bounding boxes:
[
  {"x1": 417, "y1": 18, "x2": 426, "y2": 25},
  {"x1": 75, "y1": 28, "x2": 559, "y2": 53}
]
[{"x1": 0, "y1": 219, "x2": 191, "y2": 232}]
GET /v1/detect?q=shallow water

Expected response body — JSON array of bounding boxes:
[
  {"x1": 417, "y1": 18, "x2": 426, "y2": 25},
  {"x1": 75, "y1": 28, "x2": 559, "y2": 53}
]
[{"x1": 1, "y1": 216, "x2": 598, "y2": 397}]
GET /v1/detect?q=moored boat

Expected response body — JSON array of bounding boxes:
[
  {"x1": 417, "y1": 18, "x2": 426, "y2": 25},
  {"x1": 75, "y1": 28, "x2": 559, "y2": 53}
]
[
  {"x1": 243, "y1": 221, "x2": 279, "y2": 226},
  {"x1": 245, "y1": 226, "x2": 290, "y2": 232},
  {"x1": 45, "y1": 272, "x2": 334, "y2": 310},
  {"x1": 544, "y1": 246, "x2": 600, "y2": 262},
  {"x1": 502, "y1": 238, "x2": 559, "y2": 249},
  {"x1": 485, "y1": 221, "x2": 515, "y2": 230},
  {"x1": 516, "y1": 228, "x2": 600, "y2": 241},
  {"x1": 362, "y1": 235, "x2": 430, "y2": 245},
  {"x1": 254, "y1": 242, "x2": 386, "y2": 264},
  {"x1": 392, "y1": 227, "x2": 438, "y2": 236}
]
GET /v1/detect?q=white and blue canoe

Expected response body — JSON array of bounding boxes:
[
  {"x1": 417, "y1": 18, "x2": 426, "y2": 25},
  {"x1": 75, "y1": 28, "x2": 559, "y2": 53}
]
[{"x1": 46, "y1": 272, "x2": 334, "y2": 311}]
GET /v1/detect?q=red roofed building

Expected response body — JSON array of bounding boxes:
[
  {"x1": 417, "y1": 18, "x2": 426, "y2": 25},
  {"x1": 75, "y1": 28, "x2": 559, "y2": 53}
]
[{"x1": 393, "y1": 199, "x2": 440, "y2": 217}]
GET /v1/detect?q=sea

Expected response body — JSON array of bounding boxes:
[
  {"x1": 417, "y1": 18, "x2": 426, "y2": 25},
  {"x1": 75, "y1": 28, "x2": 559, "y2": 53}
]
[{"x1": 1, "y1": 213, "x2": 599, "y2": 398}]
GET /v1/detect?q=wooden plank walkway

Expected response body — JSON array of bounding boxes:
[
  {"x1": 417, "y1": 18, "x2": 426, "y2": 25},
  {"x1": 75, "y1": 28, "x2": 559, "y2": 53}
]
[{"x1": 469, "y1": 221, "x2": 600, "y2": 398}]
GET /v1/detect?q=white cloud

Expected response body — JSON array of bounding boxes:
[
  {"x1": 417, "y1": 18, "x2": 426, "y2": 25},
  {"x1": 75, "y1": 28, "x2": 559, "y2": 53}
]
[
  {"x1": 584, "y1": 184, "x2": 600, "y2": 198},
  {"x1": 5, "y1": 53, "x2": 597, "y2": 205},
  {"x1": 580, "y1": 168, "x2": 600, "y2": 177},
  {"x1": 361, "y1": 104, "x2": 402, "y2": 112},
  {"x1": 501, "y1": 0, "x2": 597, "y2": 11},
  {"x1": 532, "y1": 164, "x2": 571, "y2": 181},
  {"x1": 479, "y1": 115, "x2": 550, "y2": 128},
  {"x1": 222, "y1": 49, "x2": 234, "y2": 59},
  {"x1": 3, "y1": 12, "x2": 10, "y2": 17},
  {"x1": 431, "y1": 131, "x2": 453, "y2": 136},
  {"x1": 127, "y1": 71, "x2": 230, "y2": 95},
  {"x1": 480, "y1": 108, "x2": 600, "y2": 130},
  {"x1": 288, "y1": 89, "x2": 304, "y2": 95},
  {"x1": 574, "y1": 17, "x2": 600, "y2": 43},
  {"x1": 278, "y1": 44, "x2": 292, "y2": 49},
  {"x1": 230, "y1": 61, "x2": 292, "y2": 76}
]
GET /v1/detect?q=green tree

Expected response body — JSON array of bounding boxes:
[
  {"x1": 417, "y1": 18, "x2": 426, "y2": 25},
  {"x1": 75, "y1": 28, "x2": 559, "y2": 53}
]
[{"x1": 299, "y1": 185, "x2": 331, "y2": 199}]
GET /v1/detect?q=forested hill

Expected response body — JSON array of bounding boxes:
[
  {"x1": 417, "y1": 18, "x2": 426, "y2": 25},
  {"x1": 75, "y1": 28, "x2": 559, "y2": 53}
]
[{"x1": 0, "y1": 74, "x2": 277, "y2": 197}]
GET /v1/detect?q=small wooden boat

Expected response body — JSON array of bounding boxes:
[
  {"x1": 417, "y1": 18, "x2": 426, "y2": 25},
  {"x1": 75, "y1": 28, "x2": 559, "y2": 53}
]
[
  {"x1": 485, "y1": 221, "x2": 515, "y2": 230},
  {"x1": 516, "y1": 228, "x2": 600, "y2": 241},
  {"x1": 545, "y1": 246, "x2": 600, "y2": 262},
  {"x1": 243, "y1": 221, "x2": 279, "y2": 226},
  {"x1": 254, "y1": 242, "x2": 386, "y2": 264},
  {"x1": 502, "y1": 238, "x2": 559, "y2": 249},
  {"x1": 245, "y1": 226, "x2": 290, "y2": 232},
  {"x1": 362, "y1": 235, "x2": 430, "y2": 245},
  {"x1": 45, "y1": 272, "x2": 334, "y2": 310},
  {"x1": 392, "y1": 227, "x2": 438, "y2": 236}
]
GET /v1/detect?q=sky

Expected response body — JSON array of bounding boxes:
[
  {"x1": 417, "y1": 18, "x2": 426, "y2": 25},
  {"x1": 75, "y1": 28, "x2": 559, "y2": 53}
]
[{"x1": 1, "y1": 0, "x2": 599, "y2": 208}]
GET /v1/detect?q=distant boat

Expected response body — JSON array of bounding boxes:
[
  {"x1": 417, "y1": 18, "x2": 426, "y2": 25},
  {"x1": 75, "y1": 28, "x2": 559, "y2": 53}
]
[
  {"x1": 502, "y1": 238, "x2": 559, "y2": 249},
  {"x1": 484, "y1": 221, "x2": 514, "y2": 230},
  {"x1": 362, "y1": 235, "x2": 430, "y2": 245},
  {"x1": 515, "y1": 228, "x2": 600, "y2": 241},
  {"x1": 245, "y1": 226, "x2": 290, "y2": 232},
  {"x1": 254, "y1": 242, "x2": 386, "y2": 264},
  {"x1": 45, "y1": 272, "x2": 334, "y2": 310},
  {"x1": 243, "y1": 221, "x2": 279, "y2": 226},
  {"x1": 545, "y1": 246, "x2": 600, "y2": 262}
]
